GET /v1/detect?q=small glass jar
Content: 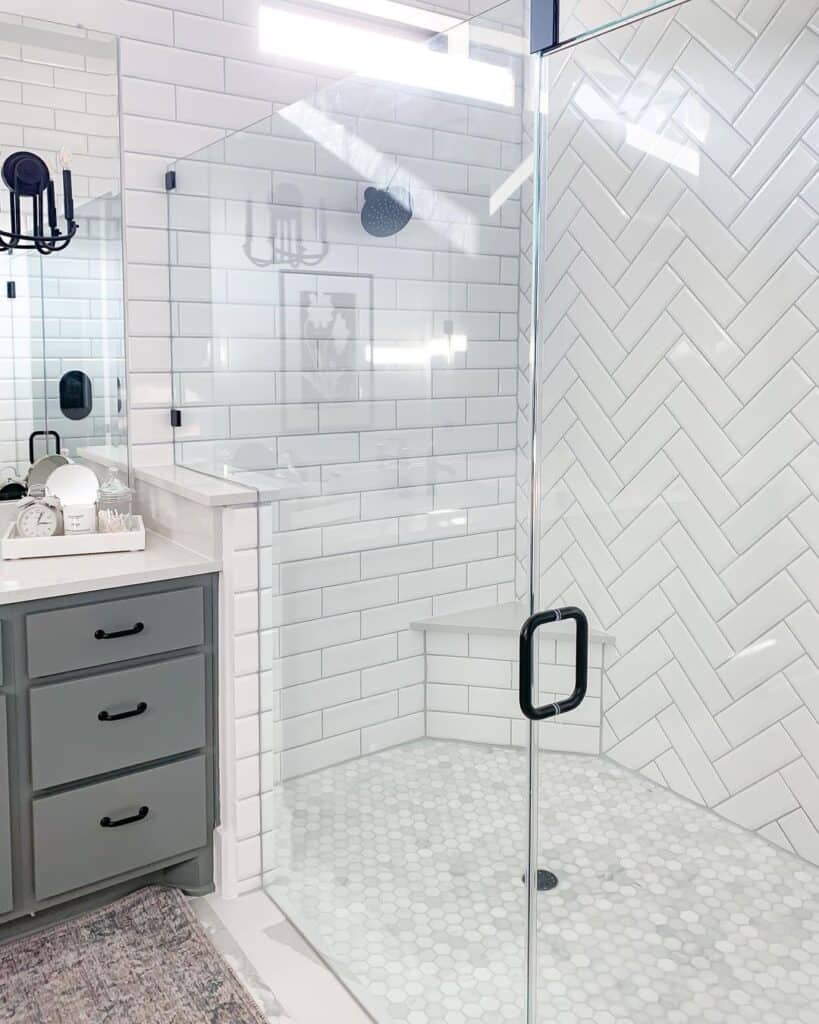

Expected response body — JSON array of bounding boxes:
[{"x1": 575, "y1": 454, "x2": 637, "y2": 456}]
[{"x1": 97, "y1": 468, "x2": 134, "y2": 533}]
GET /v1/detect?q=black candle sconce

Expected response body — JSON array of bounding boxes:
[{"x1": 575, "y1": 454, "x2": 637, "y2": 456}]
[{"x1": 1, "y1": 150, "x2": 77, "y2": 254}]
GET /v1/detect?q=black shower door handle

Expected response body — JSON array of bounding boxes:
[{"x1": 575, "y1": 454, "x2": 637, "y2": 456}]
[{"x1": 519, "y1": 606, "x2": 588, "y2": 721}]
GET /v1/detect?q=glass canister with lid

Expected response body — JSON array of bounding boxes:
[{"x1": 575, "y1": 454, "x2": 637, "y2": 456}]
[{"x1": 96, "y1": 468, "x2": 134, "y2": 533}]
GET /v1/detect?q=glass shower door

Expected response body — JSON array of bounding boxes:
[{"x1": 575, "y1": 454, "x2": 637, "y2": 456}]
[
  {"x1": 529, "y1": 1, "x2": 819, "y2": 1022},
  {"x1": 167, "y1": 0, "x2": 819, "y2": 1019}
]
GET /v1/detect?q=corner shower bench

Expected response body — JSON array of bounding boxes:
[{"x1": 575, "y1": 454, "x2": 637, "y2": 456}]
[{"x1": 411, "y1": 602, "x2": 615, "y2": 754}]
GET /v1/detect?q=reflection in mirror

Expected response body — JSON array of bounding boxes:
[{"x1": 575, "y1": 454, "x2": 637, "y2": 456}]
[
  {"x1": 59, "y1": 369, "x2": 92, "y2": 421},
  {"x1": 0, "y1": 19, "x2": 127, "y2": 489}
]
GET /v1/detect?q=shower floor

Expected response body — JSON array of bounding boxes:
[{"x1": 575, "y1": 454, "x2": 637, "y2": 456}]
[{"x1": 263, "y1": 739, "x2": 819, "y2": 1024}]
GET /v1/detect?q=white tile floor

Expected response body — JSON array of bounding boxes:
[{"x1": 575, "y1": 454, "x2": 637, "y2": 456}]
[
  {"x1": 259, "y1": 739, "x2": 819, "y2": 1024},
  {"x1": 192, "y1": 889, "x2": 373, "y2": 1024}
]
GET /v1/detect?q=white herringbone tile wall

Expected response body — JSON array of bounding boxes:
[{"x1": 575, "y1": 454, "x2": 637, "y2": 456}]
[{"x1": 537, "y1": 0, "x2": 819, "y2": 865}]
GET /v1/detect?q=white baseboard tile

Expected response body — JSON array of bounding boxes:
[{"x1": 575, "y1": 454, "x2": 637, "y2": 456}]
[
  {"x1": 323, "y1": 692, "x2": 398, "y2": 738},
  {"x1": 281, "y1": 730, "x2": 361, "y2": 780},
  {"x1": 427, "y1": 710, "x2": 512, "y2": 745},
  {"x1": 236, "y1": 835, "x2": 262, "y2": 883},
  {"x1": 361, "y1": 712, "x2": 425, "y2": 755},
  {"x1": 398, "y1": 683, "x2": 425, "y2": 716},
  {"x1": 427, "y1": 683, "x2": 469, "y2": 713},
  {"x1": 509, "y1": 719, "x2": 601, "y2": 755}
]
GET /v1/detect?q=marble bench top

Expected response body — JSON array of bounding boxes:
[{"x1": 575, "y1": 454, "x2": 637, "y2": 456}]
[{"x1": 410, "y1": 601, "x2": 615, "y2": 645}]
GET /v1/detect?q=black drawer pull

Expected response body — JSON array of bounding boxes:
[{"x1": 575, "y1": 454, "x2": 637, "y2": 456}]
[
  {"x1": 94, "y1": 622, "x2": 145, "y2": 640},
  {"x1": 97, "y1": 701, "x2": 148, "y2": 723},
  {"x1": 100, "y1": 805, "x2": 149, "y2": 828}
]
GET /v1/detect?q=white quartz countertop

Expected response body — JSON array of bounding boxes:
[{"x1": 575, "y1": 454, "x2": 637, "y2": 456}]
[
  {"x1": 0, "y1": 529, "x2": 220, "y2": 606},
  {"x1": 411, "y1": 601, "x2": 616, "y2": 645}
]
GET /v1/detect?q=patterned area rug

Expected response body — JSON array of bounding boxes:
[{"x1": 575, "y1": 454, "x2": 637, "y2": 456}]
[{"x1": 0, "y1": 886, "x2": 270, "y2": 1024}]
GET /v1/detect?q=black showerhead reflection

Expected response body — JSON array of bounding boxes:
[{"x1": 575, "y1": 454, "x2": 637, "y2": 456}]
[{"x1": 360, "y1": 186, "x2": 412, "y2": 237}]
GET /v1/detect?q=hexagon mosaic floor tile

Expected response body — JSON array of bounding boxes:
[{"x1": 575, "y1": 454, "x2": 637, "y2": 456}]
[{"x1": 263, "y1": 740, "x2": 819, "y2": 1024}]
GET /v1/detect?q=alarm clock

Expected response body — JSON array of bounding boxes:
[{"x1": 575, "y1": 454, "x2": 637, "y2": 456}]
[{"x1": 15, "y1": 495, "x2": 63, "y2": 538}]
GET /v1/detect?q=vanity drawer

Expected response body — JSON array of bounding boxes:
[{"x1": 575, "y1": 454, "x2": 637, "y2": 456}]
[
  {"x1": 32, "y1": 755, "x2": 207, "y2": 900},
  {"x1": 26, "y1": 586, "x2": 205, "y2": 678},
  {"x1": 29, "y1": 654, "x2": 207, "y2": 790}
]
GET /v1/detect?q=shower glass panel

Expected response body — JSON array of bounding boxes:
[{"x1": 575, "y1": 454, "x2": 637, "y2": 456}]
[
  {"x1": 169, "y1": 1, "x2": 537, "y2": 1019},
  {"x1": 267, "y1": 5, "x2": 532, "y2": 1020},
  {"x1": 531, "y1": 3, "x2": 819, "y2": 1022}
]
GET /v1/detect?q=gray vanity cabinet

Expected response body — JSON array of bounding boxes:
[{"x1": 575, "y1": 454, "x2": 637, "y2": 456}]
[
  {"x1": 0, "y1": 695, "x2": 11, "y2": 915},
  {"x1": 0, "y1": 574, "x2": 218, "y2": 939}
]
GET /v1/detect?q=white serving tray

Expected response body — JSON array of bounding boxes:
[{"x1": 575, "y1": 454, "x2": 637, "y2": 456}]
[{"x1": 1, "y1": 516, "x2": 146, "y2": 560}]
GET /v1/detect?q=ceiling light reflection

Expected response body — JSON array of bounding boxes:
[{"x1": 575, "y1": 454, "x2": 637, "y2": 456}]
[
  {"x1": 626, "y1": 123, "x2": 700, "y2": 175},
  {"x1": 367, "y1": 334, "x2": 468, "y2": 366},
  {"x1": 571, "y1": 83, "x2": 701, "y2": 176},
  {"x1": 259, "y1": 6, "x2": 514, "y2": 107}
]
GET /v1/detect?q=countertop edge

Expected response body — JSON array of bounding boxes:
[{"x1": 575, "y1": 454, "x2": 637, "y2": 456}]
[
  {"x1": 0, "y1": 533, "x2": 221, "y2": 606},
  {"x1": 134, "y1": 465, "x2": 259, "y2": 508}
]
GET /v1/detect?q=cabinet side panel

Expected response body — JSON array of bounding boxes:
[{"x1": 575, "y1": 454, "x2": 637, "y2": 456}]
[{"x1": 0, "y1": 696, "x2": 12, "y2": 914}]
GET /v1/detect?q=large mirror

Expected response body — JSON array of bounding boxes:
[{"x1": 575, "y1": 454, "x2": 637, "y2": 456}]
[{"x1": 0, "y1": 19, "x2": 126, "y2": 496}]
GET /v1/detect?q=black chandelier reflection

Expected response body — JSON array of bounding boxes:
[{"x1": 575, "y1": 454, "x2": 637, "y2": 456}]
[
  {"x1": 242, "y1": 196, "x2": 328, "y2": 269},
  {"x1": 1, "y1": 150, "x2": 77, "y2": 254}
]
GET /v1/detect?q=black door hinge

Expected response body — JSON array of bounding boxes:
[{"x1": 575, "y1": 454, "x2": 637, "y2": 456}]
[
  {"x1": 530, "y1": 0, "x2": 560, "y2": 53},
  {"x1": 6, "y1": 281, "x2": 15, "y2": 299},
  {"x1": 165, "y1": 170, "x2": 177, "y2": 191},
  {"x1": 170, "y1": 409, "x2": 182, "y2": 427}
]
